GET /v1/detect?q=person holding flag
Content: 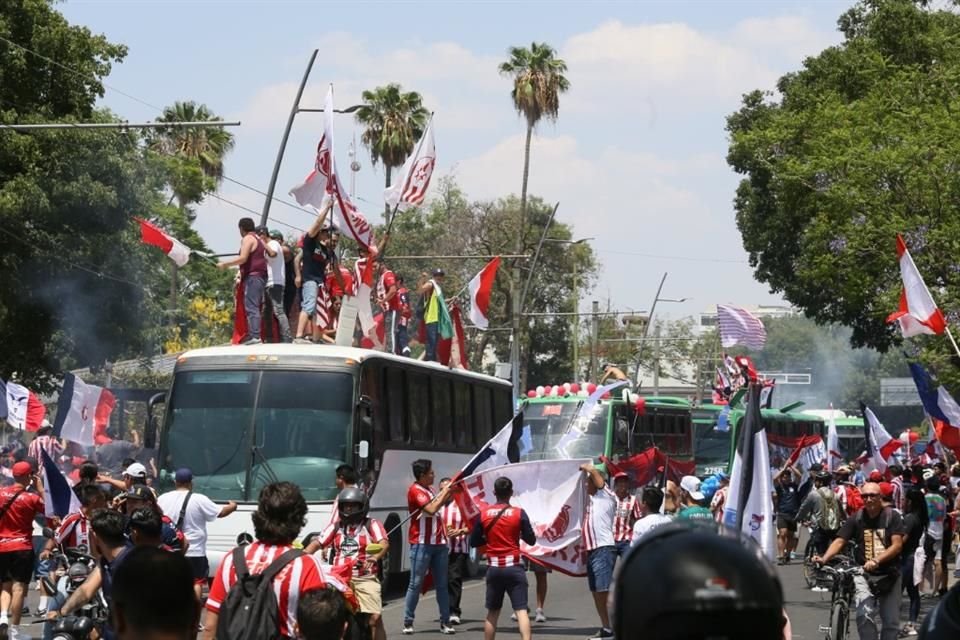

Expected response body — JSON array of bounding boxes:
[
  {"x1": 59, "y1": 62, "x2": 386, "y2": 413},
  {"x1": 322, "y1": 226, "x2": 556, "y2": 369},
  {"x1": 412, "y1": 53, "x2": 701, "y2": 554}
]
[
  {"x1": 418, "y1": 269, "x2": 451, "y2": 362},
  {"x1": 218, "y1": 217, "x2": 268, "y2": 345}
]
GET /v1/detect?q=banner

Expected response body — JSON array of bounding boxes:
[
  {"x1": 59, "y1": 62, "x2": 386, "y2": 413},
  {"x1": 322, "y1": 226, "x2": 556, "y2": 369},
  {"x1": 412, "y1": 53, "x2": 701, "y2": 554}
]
[
  {"x1": 459, "y1": 459, "x2": 589, "y2": 576},
  {"x1": 767, "y1": 434, "x2": 826, "y2": 480},
  {"x1": 554, "y1": 381, "x2": 627, "y2": 458},
  {"x1": 600, "y1": 448, "x2": 696, "y2": 486}
]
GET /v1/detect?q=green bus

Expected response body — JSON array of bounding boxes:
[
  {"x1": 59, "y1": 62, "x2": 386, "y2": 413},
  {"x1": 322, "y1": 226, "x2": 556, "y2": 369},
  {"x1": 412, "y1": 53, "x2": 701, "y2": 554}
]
[{"x1": 518, "y1": 395, "x2": 695, "y2": 465}]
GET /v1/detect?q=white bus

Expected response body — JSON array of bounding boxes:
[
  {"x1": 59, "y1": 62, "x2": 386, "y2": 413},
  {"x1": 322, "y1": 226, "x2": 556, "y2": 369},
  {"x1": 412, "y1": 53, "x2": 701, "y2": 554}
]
[{"x1": 147, "y1": 344, "x2": 513, "y2": 588}]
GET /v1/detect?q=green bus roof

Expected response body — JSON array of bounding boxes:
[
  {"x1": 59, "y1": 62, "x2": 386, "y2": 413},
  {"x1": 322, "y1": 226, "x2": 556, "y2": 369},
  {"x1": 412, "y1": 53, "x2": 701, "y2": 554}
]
[{"x1": 521, "y1": 395, "x2": 690, "y2": 408}]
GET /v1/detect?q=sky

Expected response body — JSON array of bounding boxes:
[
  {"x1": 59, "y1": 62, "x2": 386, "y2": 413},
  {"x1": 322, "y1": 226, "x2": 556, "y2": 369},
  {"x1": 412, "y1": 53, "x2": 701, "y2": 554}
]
[{"x1": 59, "y1": 0, "x2": 850, "y2": 322}]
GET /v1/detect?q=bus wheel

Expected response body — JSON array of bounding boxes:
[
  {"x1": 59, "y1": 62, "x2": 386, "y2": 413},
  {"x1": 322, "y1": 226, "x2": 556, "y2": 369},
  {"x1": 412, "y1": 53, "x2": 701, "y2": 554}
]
[{"x1": 382, "y1": 513, "x2": 403, "y2": 595}]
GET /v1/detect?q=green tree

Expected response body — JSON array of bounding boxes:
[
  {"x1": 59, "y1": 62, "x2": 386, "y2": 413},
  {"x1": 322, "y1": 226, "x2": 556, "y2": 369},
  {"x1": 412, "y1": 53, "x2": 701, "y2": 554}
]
[
  {"x1": 726, "y1": 0, "x2": 960, "y2": 390},
  {"x1": 354, "y1": 84, "x2": 429, "y2": 219}
]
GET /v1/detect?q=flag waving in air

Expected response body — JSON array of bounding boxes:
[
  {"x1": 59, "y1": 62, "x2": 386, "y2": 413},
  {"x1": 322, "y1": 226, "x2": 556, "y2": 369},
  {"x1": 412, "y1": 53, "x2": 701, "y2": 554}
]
[
  {"x1": 826, "y1": 406, "x2": 842, "y2": 472},
  {"x1": 384, "y1": 118, "x2": 436, "y2": 212},
  {"x1": 0, "y1": 379, "x2": 46, "y2": 431},
  {"x1": 40, "y1": 448, "x2": 81, "y2": 518},
  {"x1": 716, "y1": 304, "x2": 767, "y2": 350},
  {"x1": 908, "y1": 362, "x2": 960, "y2": 428},
  {"x1": 134, "y1": 217, "x2": 191, "y2": 267},
  {"x1": 53, "y1": 373, "x2": 116, "y2": 447},
  {"x1": 467, "y1": 257, "x2": 500, "y2": 329},
  {"x1": 722, "y1": 382, "x2": 776, "y2": 560},
  {"x1": 858, "y1": 403, "x2": 902, "y2": 475},
  {"x1": 887, "y1": 234, "x2": 947, "y2": 337}
]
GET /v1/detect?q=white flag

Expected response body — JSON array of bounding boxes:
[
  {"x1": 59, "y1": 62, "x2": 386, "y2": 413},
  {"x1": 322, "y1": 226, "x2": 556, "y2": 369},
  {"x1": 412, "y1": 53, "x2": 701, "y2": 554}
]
[
  {"x1": 827, "y1": 406, "x2": 842, "y2": 472},
  {"x1": 384, "y1": 119, "x2": 435, "y2": 212}
]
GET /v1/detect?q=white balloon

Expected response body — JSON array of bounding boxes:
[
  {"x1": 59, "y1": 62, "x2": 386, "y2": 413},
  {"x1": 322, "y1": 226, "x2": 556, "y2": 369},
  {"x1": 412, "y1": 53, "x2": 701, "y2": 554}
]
[
  {"x1": 563, "y1": 382, "x2": 572, "y2": 393},
  {"x1": 549, "y1": 386, "x2": 559, "y2": 397},
  {"x1": 535, "y1": 385, "x2": 545, "y2": 397},
  {"x1": 578, "y1": 389, "x2": 589, "y2": 398}
]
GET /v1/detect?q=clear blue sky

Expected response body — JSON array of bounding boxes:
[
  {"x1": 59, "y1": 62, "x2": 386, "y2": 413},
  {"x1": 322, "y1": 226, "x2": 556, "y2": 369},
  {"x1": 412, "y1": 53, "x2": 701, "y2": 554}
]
[{"x1": 60, "y1": 0, "x2": 850, "y2": 320}]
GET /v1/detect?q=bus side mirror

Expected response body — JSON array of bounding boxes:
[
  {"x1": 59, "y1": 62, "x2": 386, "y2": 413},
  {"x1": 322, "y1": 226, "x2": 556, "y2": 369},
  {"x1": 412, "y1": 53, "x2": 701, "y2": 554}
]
[
  {"x1": 358, "y1": 440, "x2": 370, "y2": 460},
  {"x1": 145, "y1": 392, "x2": 166, "y2": 449}
]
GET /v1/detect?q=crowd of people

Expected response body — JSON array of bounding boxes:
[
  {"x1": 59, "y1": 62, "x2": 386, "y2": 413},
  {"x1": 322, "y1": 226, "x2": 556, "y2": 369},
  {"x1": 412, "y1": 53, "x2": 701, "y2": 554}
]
[{"x1": 219, "y1": 206, "x2": 451, "y2": 362}]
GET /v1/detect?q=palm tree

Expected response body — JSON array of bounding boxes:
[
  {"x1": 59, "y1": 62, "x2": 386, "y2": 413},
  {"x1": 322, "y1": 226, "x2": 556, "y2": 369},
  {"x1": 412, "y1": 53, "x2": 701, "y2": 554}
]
[
  {"x1": 498, "y1": 42, "x2": 570, "y2": 232},
  {"x1": 499, "y1": 42, "x2": 569, "y2": 393},
  {"x1": 354, "y1": 84, "x2": 430, "y2": 219}
]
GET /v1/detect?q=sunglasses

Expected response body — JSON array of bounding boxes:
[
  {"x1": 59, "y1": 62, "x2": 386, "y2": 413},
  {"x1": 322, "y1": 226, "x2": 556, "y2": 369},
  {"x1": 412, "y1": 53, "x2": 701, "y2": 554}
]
[{"x1": 861, "y1": 493, "x2": 881, "y2": 498}]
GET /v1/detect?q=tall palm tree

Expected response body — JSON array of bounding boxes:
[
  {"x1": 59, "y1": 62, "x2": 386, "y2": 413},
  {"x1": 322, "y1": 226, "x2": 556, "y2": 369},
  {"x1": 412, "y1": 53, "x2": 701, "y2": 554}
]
[
  {"x1": 354, "y1": 84, "x2": 430, "y2": 220},
  {"x1": 499, "y1": 42, "x2": 569, "y2": 393}
]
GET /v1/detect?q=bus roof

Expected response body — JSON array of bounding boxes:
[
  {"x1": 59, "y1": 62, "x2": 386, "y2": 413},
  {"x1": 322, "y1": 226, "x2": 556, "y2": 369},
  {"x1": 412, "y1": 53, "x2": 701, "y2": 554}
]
[
  {"x1": 176, "y1": 344, "x2": 511, "y2": 386},
  {"x1": 521, "y1": 395, "x2": 687, "y2": 408}
]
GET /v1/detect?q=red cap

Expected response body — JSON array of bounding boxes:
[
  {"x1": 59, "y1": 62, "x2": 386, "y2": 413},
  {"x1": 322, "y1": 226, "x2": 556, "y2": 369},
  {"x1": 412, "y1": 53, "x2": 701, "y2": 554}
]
[
  {"x1": 868, "y1": 470, "x2": 883, "y2": 482},
  {"x1": 11, "y1": 461, "x2": 32, "y2": 477},
  {"x1": 879, "y1": 482, "x2": 894, "y2": 497},
  {"x1": 613, "y1": 472, "x2": 629, "y2": 481}
]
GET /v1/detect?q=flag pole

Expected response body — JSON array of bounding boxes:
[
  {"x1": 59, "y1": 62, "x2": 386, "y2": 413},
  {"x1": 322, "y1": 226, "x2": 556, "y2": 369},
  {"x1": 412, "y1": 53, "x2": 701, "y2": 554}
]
[{"x1": 945, "y1": 326, "x2": 960, "y2": 359}]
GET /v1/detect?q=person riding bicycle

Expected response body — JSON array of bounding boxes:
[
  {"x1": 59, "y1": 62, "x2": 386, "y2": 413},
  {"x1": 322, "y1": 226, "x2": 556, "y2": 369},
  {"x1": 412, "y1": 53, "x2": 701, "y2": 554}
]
[
  {"x1": 613, "y1": 520, "x2": 790, "y2": 639},
  {"x1": 814, "y1": 481, "x2": 905, "y2": 640}
]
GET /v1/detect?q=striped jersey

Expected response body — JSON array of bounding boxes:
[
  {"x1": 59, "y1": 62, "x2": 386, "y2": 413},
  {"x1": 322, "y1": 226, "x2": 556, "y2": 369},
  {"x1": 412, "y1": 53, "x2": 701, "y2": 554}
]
[
  {"x1": 613, "y1": 494, "x2": 642, "y2": 542},
  {"x1": 318, "y1": 518, "x2": 386, "y2": 578},
  {"x1": 56, "y1": 512, "x2": 90, "y2": 549},
  {"x1": 206, "y1": 542, "x2": 327, "y2": 638},
  {"x1": 583, "y1": 486, "x2": 617, "y2": 551},
  {"x1": 478, "y1": 503, "x2": 531, "y2": 568},
  {"x1": 28, "y1": 436, "x2": 62, "y2": 465},
  {"x1": 442, "y1": 502, "x2": 469, "y2": 553},
  {"x1": 407, "y1": 483, "x2": 446, "y2": 545}
]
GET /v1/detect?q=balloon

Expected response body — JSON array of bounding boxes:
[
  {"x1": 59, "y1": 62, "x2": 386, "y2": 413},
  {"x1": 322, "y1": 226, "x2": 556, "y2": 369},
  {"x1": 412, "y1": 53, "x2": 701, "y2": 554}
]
[
  {"x1": 602, "y1": 391, "x2": 611, "y2": 399},
  {"x1": 563, "y1": 382, "x2": 572, "y2": 394},
  {"x1": 535, "y1": 386, "x2": 545, "y2": 397},
  {"x1": 586, "y1": 383, "x2": 598, "y2": 394},
  {"x1": 578, "y1": 389, "x2": 589, "y2": 398},
  {"x1": 549, "y1": 386, "x2": 559, "y2": 397},
  {"x1": 527, "y1": 390, "x2": 537, "y2": 398},
  {"x1": 570, "y1": 383, "x2": 580, "y2": 394}
]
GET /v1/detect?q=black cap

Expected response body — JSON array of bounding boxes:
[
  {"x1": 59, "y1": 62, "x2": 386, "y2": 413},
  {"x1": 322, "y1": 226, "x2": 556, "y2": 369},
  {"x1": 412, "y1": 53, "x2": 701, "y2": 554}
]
[
  {"x1": 255, "y1": 225, "x2": 270, "y2": 235},
  {"x1": 122, "y1": 484, "x2": 156, "y2": 503},
  {"x1": 432, "y1": 268, "x2": 445, "y2": 277}
]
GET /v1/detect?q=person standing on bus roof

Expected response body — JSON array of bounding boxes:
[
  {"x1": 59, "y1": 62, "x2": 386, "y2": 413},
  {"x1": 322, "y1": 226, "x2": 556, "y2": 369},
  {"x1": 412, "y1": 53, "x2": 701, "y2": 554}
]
[
  {"x1": 418, "y1": 269, "x2": 445, "y2": 362},
  {"x1": 293, "y1": 198, "x2": 335, "y2": 344},
  {"x1": 258, "y1": 227, "x2": 292, "y2": 344},
  {"x1": 396, "y1": 275, "x2": 413, "y2": 357},
  {"x1": 218, "y1": 217, "x2": 268, "y2": 345},
  {"x1": 377, "y1": 260, "x2": 400, "y2": 355},
  {"x1": 403, "y1": 459, "x2": 455, "y2": 635}
]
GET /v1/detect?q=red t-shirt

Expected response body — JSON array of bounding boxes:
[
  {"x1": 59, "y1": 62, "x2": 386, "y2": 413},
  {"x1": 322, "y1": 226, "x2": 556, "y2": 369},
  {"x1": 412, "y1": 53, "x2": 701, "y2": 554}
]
[
  {"x1": 326, "y1": 267, "x2": 354, "y2": 298},
  {"x1": 379, "y1": 270, "x2": 399, "y2": 311},
  {"x1": 0, "y1": 485, "x2": 44, "y2": 552},
  {"x1": 407, "y1": 483, "x2": 447, "y2": 546},
  {"x1": 480, "y1": 503, "x2": 525, "y2": 567}
]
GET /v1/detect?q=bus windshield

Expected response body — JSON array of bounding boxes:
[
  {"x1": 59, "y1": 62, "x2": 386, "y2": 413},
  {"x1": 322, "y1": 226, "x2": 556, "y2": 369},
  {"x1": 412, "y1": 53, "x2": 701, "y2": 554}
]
[
  {"x1": 520, "y1": 402, "x2": 607, "y2": 462},
  {"x1": 692, "y1": 409, "x2": 731, "y2": 475},
  {"x1": 159, "y1": 369, "x2": 354, "y2": 502}
]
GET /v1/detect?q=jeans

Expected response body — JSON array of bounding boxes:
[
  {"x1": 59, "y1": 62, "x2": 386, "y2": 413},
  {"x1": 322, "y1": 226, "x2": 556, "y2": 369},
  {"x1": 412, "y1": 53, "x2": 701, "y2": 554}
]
[
  {"x1": 615, "y1": 540, "x2": 631, "y2": 559},
  {"x1": 384, "y1": 310, "x2": 397, "y2": 354},
  {"x1": 243, "y1": 274, "x2": 266, "y2": 341},
  {"x1": 397, "y1": 324, "x2": 410, "y2": 355},
  {"x1": 853, "y1": 573, "x2": 901, "y2": 640},
  {"x1": 266, "y1": 285, "x2": 292, "y2": 342},
  {"x1": 41, "y1": 592, "x2": 67, "y2": 640},
  {"x1": 902, "y1": 555, "x2": 920, "y2": 623},
  {"x1": 447, "y1": 551, "x2": 469, "y2": 616},
  {"x1": 425, "y1": 322, "x2": 439, "y2": 361},
  {"x1": 404, "y1": 543, "x2": 450, "y2": 625}
]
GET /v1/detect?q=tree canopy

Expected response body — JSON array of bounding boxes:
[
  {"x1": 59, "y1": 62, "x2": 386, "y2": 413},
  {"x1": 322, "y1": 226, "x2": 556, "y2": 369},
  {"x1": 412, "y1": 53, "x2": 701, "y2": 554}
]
[{"x1": 726, "y1": 0, "x2": 960, "y2": 386}]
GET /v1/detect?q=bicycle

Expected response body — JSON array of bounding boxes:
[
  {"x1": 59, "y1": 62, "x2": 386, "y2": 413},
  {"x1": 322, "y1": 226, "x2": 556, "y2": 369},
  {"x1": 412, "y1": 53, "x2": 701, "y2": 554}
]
[
  {"x1": 817, "y1": 558, "x2": 862, "y2": 640},
  {"x1": 802, "y1": 526, "x2": 819, "y2": 588}
]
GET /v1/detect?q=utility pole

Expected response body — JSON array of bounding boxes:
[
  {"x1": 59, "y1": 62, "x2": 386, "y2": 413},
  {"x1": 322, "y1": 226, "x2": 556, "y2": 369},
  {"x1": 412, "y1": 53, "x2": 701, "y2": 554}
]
[
  {"x1": 653, "y1": 323, "x2": 661, "y2": 395},
  {"x1": 694, "y1": 359, "x2": 703, "y2": 405},
  {"x1": 571, "y1": 260, "x2": 579, "y2": 381},
  {"x1": 589, "y1": 300, "x2": 600, "y2": 381}
]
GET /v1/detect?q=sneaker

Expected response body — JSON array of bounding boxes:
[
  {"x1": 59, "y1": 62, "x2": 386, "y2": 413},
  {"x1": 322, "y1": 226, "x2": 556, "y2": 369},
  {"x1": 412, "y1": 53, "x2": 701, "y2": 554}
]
[
  {"x1": 904, "y1": 623, "x2": 918, "y2": 636},
  {"x1": 293, "y1": 337, "x2": 312, "y2": 344},
  {"x1": 439, "y1": 624, "x2": 456, "y2": 635},
  {"x1": 402, "y1": 624, "x2": 414, "y2": 635},
  {"x1": 589, "y1": 629, "x2": 614, "y2": 640},
  {"x1": 8, "y1": 627, "x2": 31, "y2": 640},
  {"x1": 535, "y1": 609, "x2": 547, "y2": 623},
  {"x1": 449, "y1": 615, "x2": 461, "y2": 625},
  {"x1": 510, "y1": 612, "x2": 518, "y2": 621},
  {"x1": 33, "y1": 608, "x2": 46, "y2": 617},
  {"x1": 242, "y1": 338, "x2": 261, "y2": 345},
  {"x1": 811, "y1": 586, "x2": 829, "y2": 593}
]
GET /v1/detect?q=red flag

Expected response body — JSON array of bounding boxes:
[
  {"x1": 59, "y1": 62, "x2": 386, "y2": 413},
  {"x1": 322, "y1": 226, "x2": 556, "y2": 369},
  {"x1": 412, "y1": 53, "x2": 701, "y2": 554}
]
[
  {"x1": 231, "y1": 280, "x2": 247, "y2": 345},
  {"x1": 134, "y1": 217, "x2": 190, "y2": 267},
  {"x1": 933, "y1": 418, "x2": 960, "y2": 458},
  {"x1": 467, "y1": 257, "x2": 500, "y2": 329},
  {"x1": 887, "y1": 234, "x2": 947, "y2": 336},
  {"x1": 599, "y1": 448, "x2": 695, "y2": 487}
]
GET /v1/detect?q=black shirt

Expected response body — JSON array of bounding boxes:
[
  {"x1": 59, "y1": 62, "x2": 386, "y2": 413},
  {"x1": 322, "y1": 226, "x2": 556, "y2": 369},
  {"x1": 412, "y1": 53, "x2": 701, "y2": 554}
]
[
  {"x1": 837, "y1": 507, "x2": 905, "y2": 573},
  {"x1": 301, "y1": 234, "x2": 333, "y2": 282},
  {"x1": 96, "y1": 441, "x2": 139, "y2": 476},
  {"x1": 901, "y1": 512, "x2": 923, "y2": 556},
  {"x1": 776, "y1": 482, "x2": 801, "y2": 516}
]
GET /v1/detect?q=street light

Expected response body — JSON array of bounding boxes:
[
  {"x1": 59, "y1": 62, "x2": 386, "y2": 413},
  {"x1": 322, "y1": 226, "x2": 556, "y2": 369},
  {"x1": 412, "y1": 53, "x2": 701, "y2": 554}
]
[
  {"x1": 543, "y1": 237, "x2": 594, "y2": 381},
  {"x1": 631, "y1": 272, "x2": 690, "y2": 394}
]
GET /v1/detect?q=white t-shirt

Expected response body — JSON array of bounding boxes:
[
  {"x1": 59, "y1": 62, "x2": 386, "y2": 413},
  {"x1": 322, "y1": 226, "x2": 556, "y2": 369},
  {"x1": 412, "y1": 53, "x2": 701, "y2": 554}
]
[
  {"x1": 265, "y1": 239, "x2": 285, "y2": 287},
  {"x1": 157, "y1": 490, "x2": 223, "y2": 557},
  {"x1": 584, "y1": 486, "x2": 617, "y2": 550},
  {"x1": 632, "y1": 513, "x2": 673, "y2": 543}
]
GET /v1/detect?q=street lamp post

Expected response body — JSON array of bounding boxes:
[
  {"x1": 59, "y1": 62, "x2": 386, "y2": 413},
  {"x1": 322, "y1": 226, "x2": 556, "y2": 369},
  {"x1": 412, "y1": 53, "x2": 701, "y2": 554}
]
[
  {"x1": 542, "y1": 237, "x2": 593, "y2": 381},
  {"x1": 632, "y1": 272, "x2": 689, "y2": 389}
]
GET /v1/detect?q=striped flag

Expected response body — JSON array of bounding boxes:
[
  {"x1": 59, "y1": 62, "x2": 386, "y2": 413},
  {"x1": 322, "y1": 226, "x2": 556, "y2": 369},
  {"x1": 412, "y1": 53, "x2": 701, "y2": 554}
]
[
  {"x1": 53, "y1": 373, "x2": 116, "y2": 447},
  {"x1": 40, "y1": 448, "x2": 80, "y2": 518},
  {"x1": 858, "y1": 403, "x2": 902, "y2": 475},
  {"x1": 384, "y1": 119, "x2": 436, "y2": 212},
  {"x1": 0, "y1": 379, "x2": 46, "y2": 431},
  {"x1": 826, "y1": 406, "x2": 842, "y2": 472},
  {"x1": 467, "y1": 257, "x2": 500, "y2": 330},
  {"x1": 886, "y1": 234, "x2": 947, "y2": 337},
  {"x1": 716, "y1": 304, "x2": 767, "y2": 350},
  {"x1": 722, "y1": 382, "x2": 776, "y2": 560},
  {"x1": 134, "y1": 217, "x2": 191, "y2": 267}
]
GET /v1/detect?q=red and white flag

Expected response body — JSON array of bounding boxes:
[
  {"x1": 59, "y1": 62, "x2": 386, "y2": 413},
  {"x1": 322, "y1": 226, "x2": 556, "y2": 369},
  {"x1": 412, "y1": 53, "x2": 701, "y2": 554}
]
[
  {"x1": 53, "y1": 373, "x2": 116, "y2": 447},
  {"x1": 1, "y1": 379, "x2": 46, "y2": 431},
  {"x1": 886, "y1": 234, "x2": 947, "y2": 337},
  {"x1": 439, "y1": 304, "x2": 469, "y2": 370},
  {"x1": 290, "y1": 85, "x2": 376, "y2": 251},
  {"x1": 717, "y1": 304, "x2": 767, "y2": 350},
  {"x1": 467, "y1": 257, "x2": 500, "y2": 329},
  {"x1": 135, "y1": 217, "x2": 191, "y2": 267},
  {"x1": 384, "y1": 119, "x2": 435, "y2": 212},
  {"x1": 858, "y1": 404, "x2": 902, "y2": 475}
]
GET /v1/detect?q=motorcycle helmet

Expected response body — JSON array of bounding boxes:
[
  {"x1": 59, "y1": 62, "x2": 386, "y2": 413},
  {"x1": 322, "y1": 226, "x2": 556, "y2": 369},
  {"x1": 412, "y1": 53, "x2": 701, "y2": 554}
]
[
  {"x1": 337, "y1": 487, "x2": 368, "y2": 526},
  {"x1": 613, "y1": 521, "x2": 785, "y2": 640},
  {"x1": 918, "y1": 582, "x2": 960, "y2": 639}
]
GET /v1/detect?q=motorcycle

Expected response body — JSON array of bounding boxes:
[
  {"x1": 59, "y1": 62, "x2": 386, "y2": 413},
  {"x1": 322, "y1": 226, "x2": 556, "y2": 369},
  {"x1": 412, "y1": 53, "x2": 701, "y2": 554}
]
[{"x1": 39, "y1": 528, "x2": 107, "y2": 640}]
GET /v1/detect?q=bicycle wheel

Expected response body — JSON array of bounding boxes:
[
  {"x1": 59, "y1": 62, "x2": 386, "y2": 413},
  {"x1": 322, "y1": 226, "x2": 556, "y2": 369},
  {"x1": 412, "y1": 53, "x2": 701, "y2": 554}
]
[
  {"x1": 829, "y1": 600, "x2": 848, "y2": 640},
  {"x1": 802, "y1": 543, "x2": 818, "y2": 588}
]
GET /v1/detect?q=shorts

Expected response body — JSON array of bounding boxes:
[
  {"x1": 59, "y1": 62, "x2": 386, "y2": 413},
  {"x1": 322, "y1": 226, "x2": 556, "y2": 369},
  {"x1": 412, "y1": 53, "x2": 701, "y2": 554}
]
[
  {"x1": 587, "y1": 546, "x2": 616, "y2": 593},
  {"x1": 301, "y1": 279, "x2": 320, "y2": 315},
  {"x1": 777, "y1": 514, "x2": 797, "y2": 532},
  {"x1": 0, "y1": 549, "x2": 35, "y2": 584},
  {"x1": 485, "y1": 565, "x2": 528, "y2": 612},
  {"x1": 186, "y1": 556, "x2": 210, "y2": 585},
  {"x1": 351, "y1": 575, "x2": 382, "y2": 614}
]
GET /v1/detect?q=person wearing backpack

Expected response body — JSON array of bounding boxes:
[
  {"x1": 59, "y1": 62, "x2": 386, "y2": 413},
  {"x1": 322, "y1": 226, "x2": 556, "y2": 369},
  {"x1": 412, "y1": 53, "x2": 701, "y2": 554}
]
[
  {"x1": 202, "y1": 482, "x2": 329, "y2": 640},
  {"x1": 816, "y1": 482, "x2": 906, "y2": 640},
  {"x1": 796, "y1": 472, "x2": 841, "y2": 558}
]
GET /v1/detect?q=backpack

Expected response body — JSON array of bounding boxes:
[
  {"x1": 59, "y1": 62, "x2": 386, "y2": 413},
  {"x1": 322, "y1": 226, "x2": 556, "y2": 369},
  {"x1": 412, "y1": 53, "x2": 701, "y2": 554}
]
[
  {"x1": 215, "y1": 546, "x2": 303, "y2": 640},
  {"x1": 844, "y1": 484, "x2": 864, "y2": 516},
  {"x1": 816, "y1": 487, "x2": 841, "y2": 532}
]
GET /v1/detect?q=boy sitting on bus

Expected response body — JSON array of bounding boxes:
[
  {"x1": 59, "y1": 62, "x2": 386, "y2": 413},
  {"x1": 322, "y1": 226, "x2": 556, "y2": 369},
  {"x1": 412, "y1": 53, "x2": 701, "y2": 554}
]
[{"x1": 313, "y1": 488, "x2": 389, "y2": 640}]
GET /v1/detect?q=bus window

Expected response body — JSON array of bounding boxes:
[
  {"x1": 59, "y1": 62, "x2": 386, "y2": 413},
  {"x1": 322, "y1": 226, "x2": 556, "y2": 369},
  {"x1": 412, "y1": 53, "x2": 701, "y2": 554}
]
[
  {"x1": 493, "y1": 388, "x2": 512, "y2": 427},
  {"x1": 433, "y1": 378, "x2": 453, "y2": 445},
  {"x1": 361, "y1": 362, "x2": 387, "y2": 441},
  {"x1": 474, "y1": 386, "x2": 492, "y2": 446},
  {"x1": 386, "y1": 367, "x2": 406, "y2": 443},
  {"x1": 453, "y1": 382, "x2": 473, "y2": 448},
  {"x1": 408, "y1": 371, "x2": 431, "y2": 444}
]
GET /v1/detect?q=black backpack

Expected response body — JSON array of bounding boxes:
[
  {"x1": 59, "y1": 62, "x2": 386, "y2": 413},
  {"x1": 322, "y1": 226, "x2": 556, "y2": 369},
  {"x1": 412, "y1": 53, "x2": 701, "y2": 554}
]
[{"x1": 215, "y1": 546, "x2": 303, "y2": 640}]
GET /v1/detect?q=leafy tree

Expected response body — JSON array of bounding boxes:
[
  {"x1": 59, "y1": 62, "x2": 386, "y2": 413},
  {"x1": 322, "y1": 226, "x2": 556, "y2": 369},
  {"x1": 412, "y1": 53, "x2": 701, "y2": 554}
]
[
  {"x1": 163, "y1": 296, "x2": 232, "y2": 352},
  {"x1": 354, "y1": 84, "x2": 429, "y2": 219},
  {"x1": 726, "y1": 0, "x2": 960, "y2": 390}
]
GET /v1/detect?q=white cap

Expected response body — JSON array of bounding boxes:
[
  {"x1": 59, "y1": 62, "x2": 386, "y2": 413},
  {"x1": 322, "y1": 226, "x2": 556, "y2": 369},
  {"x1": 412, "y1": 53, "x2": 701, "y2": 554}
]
[
  {"x1": 680, "y1": 475, "x2": 704, "y2": 501},
  {"x1": 40, "y1": 419, "x2": 51, "y2": 428},
  {"x1": 123, "y1": 462, "x2": 147, "y2": 478},
  {"x1": 923, "y1": 469, "x2": 936, "y2": 481}
]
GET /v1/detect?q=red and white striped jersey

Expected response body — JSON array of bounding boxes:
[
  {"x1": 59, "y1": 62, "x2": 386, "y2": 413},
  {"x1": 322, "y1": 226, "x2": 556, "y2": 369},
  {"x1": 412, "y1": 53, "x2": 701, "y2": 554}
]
[
  {"x1": 56, "y1": 512, "x2": 90, "y2": 549},
  {"x1": 206, "y1": 542, "x2": 327, "y2": 638},
  {"x1": 29, "y1": 436, "x2": 62, "y2": 465},
  {"x1": 442, "y1": 502, "x2": 469, "y2": 554},
  {"x1": 479, "y1": 503, "x2": 525, "y2": 568},
  {"x1": 407, "y1": 483, "x2": 447, "y2": 546},
  {"x1": 583, "y1": 486, "x2": 617, "y2": 551},
  {"x1": 710, "y1": 487, "x2": 728, "y2": 523},
  {"x1": 318, "y1": 518, "x2": 387, "y2": 578},
  {"x1": 613, "y1": 494, "x2": 642, "y2": 542}
]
